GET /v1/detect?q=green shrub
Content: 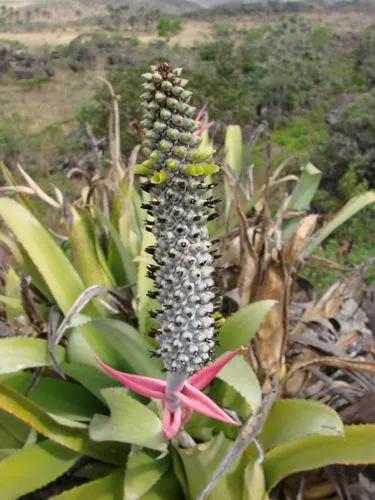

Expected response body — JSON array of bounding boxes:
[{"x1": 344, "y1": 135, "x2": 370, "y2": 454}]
[{"x1": 157, "y1": 18, "x2": 182, "y2": 39}]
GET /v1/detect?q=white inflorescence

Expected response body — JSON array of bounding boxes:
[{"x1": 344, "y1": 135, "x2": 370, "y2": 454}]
[{"x1": 140, "y1": 63, "x2": 219, "y2": 375}]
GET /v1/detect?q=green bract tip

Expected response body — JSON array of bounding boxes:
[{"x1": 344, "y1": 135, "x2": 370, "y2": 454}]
[
  {"x1": 151, "y1": 171, "x2": 169, "y2": 184},
  {"x1": 184, "y1": 163, "x2": 220, "y2": 177}
]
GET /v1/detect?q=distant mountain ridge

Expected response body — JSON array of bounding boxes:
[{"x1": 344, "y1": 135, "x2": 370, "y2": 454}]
[{"x1": 5, "y1": 0, "x2": 370, "y2": 17}]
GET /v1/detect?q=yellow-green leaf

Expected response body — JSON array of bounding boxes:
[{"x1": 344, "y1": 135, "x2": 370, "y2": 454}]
[
  {"x1": 1, "y1": 372, "x2": 103, "y2": 422},
  {"x1": 0, "y1": 383, "x2": 126, "y2": 465},
  {"x1": 69, "y1": 207, "x2": 114, "y2": 289},
  {"x1": 263, "y1": 424, "x2": 375, "y2": 491},
  {"x1": 0, "y1": 338, "x2": 65, "y2": 375},
  {"x1": 225, "y1": 125, "x2": 243, "y2": 174},
  {"x1": 259, "y1": 399, "x2": 344, "y2": 451},
  {"x1": 282, "y1": 163, "x2": 322, "y2": 240},
  {"x1": 0, "y1": 440, "x2": 78, "y2": 500},
  {"x1": 52, "y1": 469, "x2": 124, "y2": 500},
  {"x1": 243, "y1": 461, "x2": 266, "y2": 500},
  {"x1": 0, "y1": 198, "x2": 84, "y2": 315},
  {"x1": 124, "y1": 450, "x2": 169, "y2": 500},
  {"x1": 177, "y1": 432, "x2": 246, "y2": 500}
]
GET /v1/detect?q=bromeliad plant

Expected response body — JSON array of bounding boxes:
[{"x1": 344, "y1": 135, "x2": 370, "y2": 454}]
[
  {"x1": 0, "y1": 64, "x2": 374, "y2": 500},
  {"x1": 97, "y1": 64, "x2": 239, "y2": 439}
]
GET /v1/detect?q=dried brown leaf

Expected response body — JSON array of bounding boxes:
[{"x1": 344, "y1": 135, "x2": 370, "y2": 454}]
[{"x1": 283, "y1": 214, "x2": 319, "y2": 269}]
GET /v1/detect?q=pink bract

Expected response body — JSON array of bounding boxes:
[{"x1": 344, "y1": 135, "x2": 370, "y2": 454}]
[{"x1": 96, "y1": 348, "x2": 242, "y2": 439}]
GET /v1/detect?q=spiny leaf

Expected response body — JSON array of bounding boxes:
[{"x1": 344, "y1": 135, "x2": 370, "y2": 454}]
[
  {"x1": 177, "y1": 432, "x2": 246, "y2": 500},
  {"x1": 89, "y1": 388, "x2": 166, "y2": 452},
  {"x1": 124, "y1": 449, "x2": 170, "y2": 500},
  {"x1": 217, "y1": 355, "x2": 262, "y2": 414},
  {"x1": 52, "y1": 469, "x2": 124, "y2": 500}
]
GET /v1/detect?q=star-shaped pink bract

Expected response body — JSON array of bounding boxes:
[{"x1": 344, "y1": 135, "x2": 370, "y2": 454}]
[{"x1": 97, "y1": 348, "x2": 241, "y2": 439}]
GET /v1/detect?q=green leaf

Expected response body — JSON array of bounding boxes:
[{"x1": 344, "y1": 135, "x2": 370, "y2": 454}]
[
  {"x1": 94, "y1": 207, "x2": 137, "y2": 287},
  {"x1": 224, "y1": 125, "x2": 243, "y2": 217},
  {"x1": 217, "y1": 300, "x2": 276, "y2": 355},
  {"x1": 0, "y1": 409, "x2": 30, "y2": 448},
  {"x1": 0, "y1": 338, "x2": 65, "y2": 375},
  {"x1": 177, "y1": 432, "x2": 246, "y2": 500},
  {"x1": 124, "y1": 449, "x2": 170, "y2": 500},
  {"x1": 259, "y1": 399, "x2": 344, "y2": 451},
  {"x1": 286, "y1": 163, "x2": 322, "y2": 210},
  {"x1": 69, "y1": 207, "x2": 114, "y2": 289},
  {"x1": 0, "y1": 440, "x2": 78, "y2": 500},
  {"x1": 90, "y1": 318, "x2": 163, "y2": 378},
  {"x1": 141, "y1": 467, "x2": 183, "y2": 500},
  {"x1": 0, "y1": 295, "x2": 21, "y2": 309},
  {"x1": 242, "y1": 461, "x2": 266, "y2": 500},
  {"x1": 217, "y1": 355, "x2": 262, "y2": 414},
  {"x1": 0, "y1": 198, "x2": 85, "y2": 315},
  {"x1": 137, "y1": 228, "x2": 156, "y2": 336},
  {"x1": 303, "y1": 191, "x2": 375, "y2": 257},
  {"x1": 263, "y1": 424, "x2": 375, "y2": 491},
  {"x1": 220, "y1": 175, "x2": 298, "y2": 235},
  {"x1": 0, "y1": 201, "x2": 115, "y2": 366},
  {"x1": 1, "y1": 373, "x2": 104, "y2": 422},
  {"x1": 0, "y1": 383, "x2": 126, "y2": 465},
  {"x1": 282, "y1": 163, "x2": 322, "y2": 240},
  {"x1": 0, "y1": 229, "x2": 52, "y2": 299},
  {"x1": 89, "y1": 388, "x2": 166, "y2": 452},
  {"x1": 225, "y1": 125, "x2": 243, "y2": 175},
  {"x1": 52, "y1": 469, "x2": 124, "y2": 500},
  {"x1": 62, "y1": 362, "x2": 119, "y2": 403},
  {"x1": 0, "y1": 449, "x2": 16, "y2": 461}
]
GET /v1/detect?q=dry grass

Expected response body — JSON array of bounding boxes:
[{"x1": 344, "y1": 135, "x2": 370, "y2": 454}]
[
  {"x1": 0, "y1": 30, "x2": 85, "y2": 47},
  {"x1": 0, "y1": 67, "x2": 105, "y2": 131},
  {"x1": 1, "y1": 9, "x2": 373, "y2": 50}
]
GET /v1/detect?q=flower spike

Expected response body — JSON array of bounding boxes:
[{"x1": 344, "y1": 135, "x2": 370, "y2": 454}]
[{"x1": 97, "y1": 64, "x2": 237, "y2": 440}]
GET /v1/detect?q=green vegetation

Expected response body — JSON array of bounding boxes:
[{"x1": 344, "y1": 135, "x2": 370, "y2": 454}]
[{"x1": 157, "y1": 17, "x2": 182, "y2": 39}]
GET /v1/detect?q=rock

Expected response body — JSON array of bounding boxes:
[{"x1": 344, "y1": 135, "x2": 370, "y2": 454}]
[
  {"x1": 13, "y1": 66, "x2": 35, "y2": 80},
  {"x1": 0, "y1": 45, "x2": 9, "y2": 58},
  {"x1": 0, "y1": 60, "x2": 10, "y2": 76},
  {"x1": 43, "y1": 65, "x2": 55, "y2": 77},
  {"x1": 68, "y1": 60, "x2": 81, "y2": 72},
  {"x1": 107, "y1": 52, "x2": 122, "y2": 66}
]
